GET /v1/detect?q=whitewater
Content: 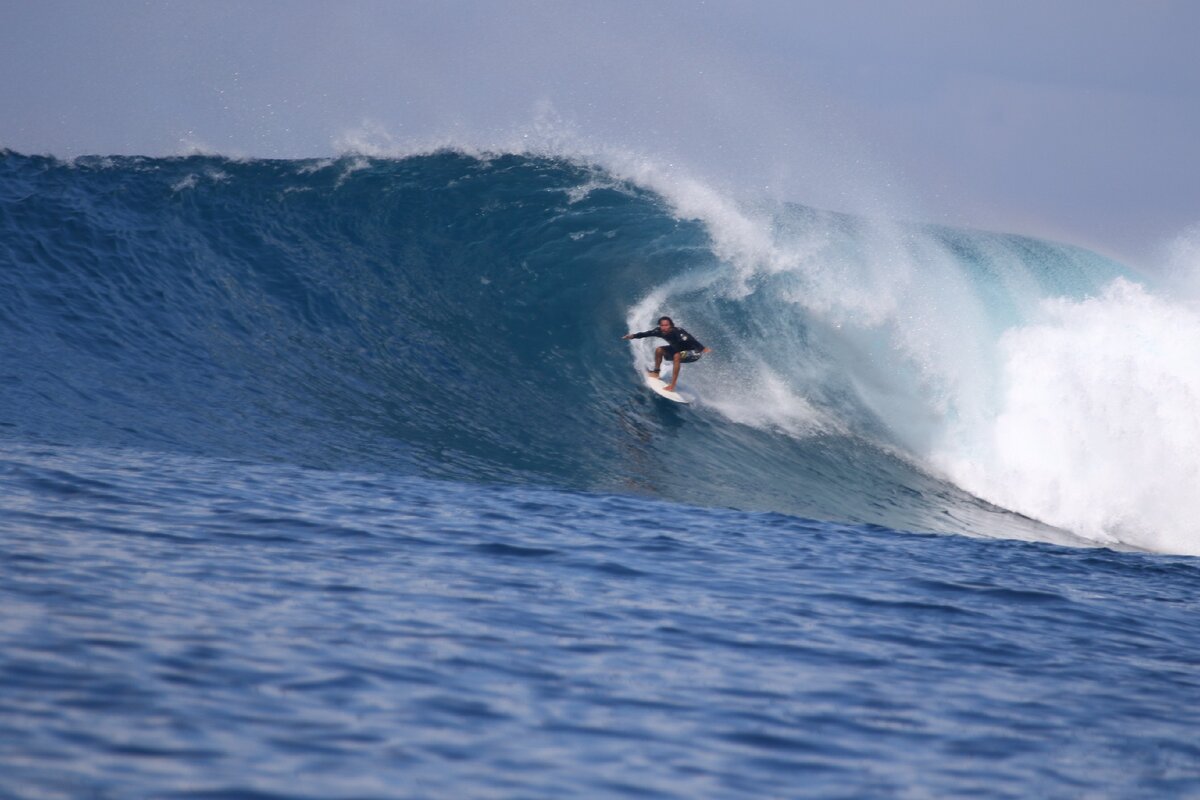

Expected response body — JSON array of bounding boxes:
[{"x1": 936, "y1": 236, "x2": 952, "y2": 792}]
[{"x1": 2, "y1": 146, "x2": 1199, "y2": 797}]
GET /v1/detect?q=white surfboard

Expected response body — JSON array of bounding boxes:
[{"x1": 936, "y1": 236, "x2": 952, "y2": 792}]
[{"x1": 643, "y1": 371, "x2": 692, "y2": 403}]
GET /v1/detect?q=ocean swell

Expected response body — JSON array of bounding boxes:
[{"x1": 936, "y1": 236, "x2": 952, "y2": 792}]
[{"x1": 2, "y1": 147, "x2": 1195, "y2": 552}]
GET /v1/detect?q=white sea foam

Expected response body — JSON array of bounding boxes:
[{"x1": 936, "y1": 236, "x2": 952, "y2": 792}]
[{"x1": 938, "y1": 278, "x2": 1200, "y2": 555}]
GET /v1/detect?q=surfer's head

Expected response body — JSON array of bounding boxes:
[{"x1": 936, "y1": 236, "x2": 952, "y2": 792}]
[{"x1": 657, "y1": 316, "x2": 674, "y2": 332}]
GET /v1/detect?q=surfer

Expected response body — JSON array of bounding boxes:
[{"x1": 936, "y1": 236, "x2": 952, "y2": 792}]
[{"x1": 622, "y1": 316, "x2": 712, "y2": 392}]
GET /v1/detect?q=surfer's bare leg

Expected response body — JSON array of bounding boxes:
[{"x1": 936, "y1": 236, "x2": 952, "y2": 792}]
[
  {"x1": 648, "y1": 346, "x2": 665, "y2": 376},
  {"x1": 664, "y1": 352, "x2": 683, "y2": 391}
]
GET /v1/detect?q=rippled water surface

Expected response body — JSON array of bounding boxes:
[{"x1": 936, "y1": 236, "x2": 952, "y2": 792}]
[
  {"x1": 3, "y1": 149, "x2": 1198, "y2": 797},
  {"x1": 2, "y1": 443, "x2": 1198, "y2": 798}
]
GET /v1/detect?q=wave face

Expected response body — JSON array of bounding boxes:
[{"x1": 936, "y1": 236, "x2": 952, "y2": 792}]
[{"x1": 2, "y1": 148, "x2": 1195, "y2": 551}]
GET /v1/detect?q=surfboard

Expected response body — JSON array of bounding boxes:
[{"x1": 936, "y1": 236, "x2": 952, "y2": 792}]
[{"x1": 643, "y1": 371, "x2": 692, "y2": 403}]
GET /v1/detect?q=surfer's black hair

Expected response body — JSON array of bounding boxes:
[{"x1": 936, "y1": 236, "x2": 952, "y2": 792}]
[{"x1": 657, "y1": 316, "x2": 674, "y2": 325}]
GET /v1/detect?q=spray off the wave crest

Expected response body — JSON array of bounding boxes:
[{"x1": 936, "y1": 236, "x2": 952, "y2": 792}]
[{"x1": 625, "y1": 166, "x2": 1200, "y2": 554}]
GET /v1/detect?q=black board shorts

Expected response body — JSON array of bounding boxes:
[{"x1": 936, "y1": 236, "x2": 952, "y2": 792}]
[{"x1": 664, "y1": 345, "x2": 702, "y2": 363}]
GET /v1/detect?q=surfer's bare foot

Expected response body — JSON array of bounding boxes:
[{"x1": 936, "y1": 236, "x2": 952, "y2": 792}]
[
  {"x1": 646, "y1": 369, "x2": 660, "y2": 376},
  {"x1": 664, "y1": 384, "x2": 677, "y2": 392}
]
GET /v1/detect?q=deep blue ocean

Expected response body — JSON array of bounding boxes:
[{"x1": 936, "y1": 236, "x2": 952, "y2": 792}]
[{"x1": 2, "y1": 148, "x2": 1198, "y2": 797}]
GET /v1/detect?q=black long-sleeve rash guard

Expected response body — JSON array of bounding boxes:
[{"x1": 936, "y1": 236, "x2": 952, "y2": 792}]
[{"x1": 630, "y1": 327, "x2": 705, "y2": 352}]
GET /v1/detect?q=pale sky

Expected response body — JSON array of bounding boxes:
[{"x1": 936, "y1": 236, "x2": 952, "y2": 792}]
[{"x1": 2, "y1": 0, "x2": 1197, "y2": 264}]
